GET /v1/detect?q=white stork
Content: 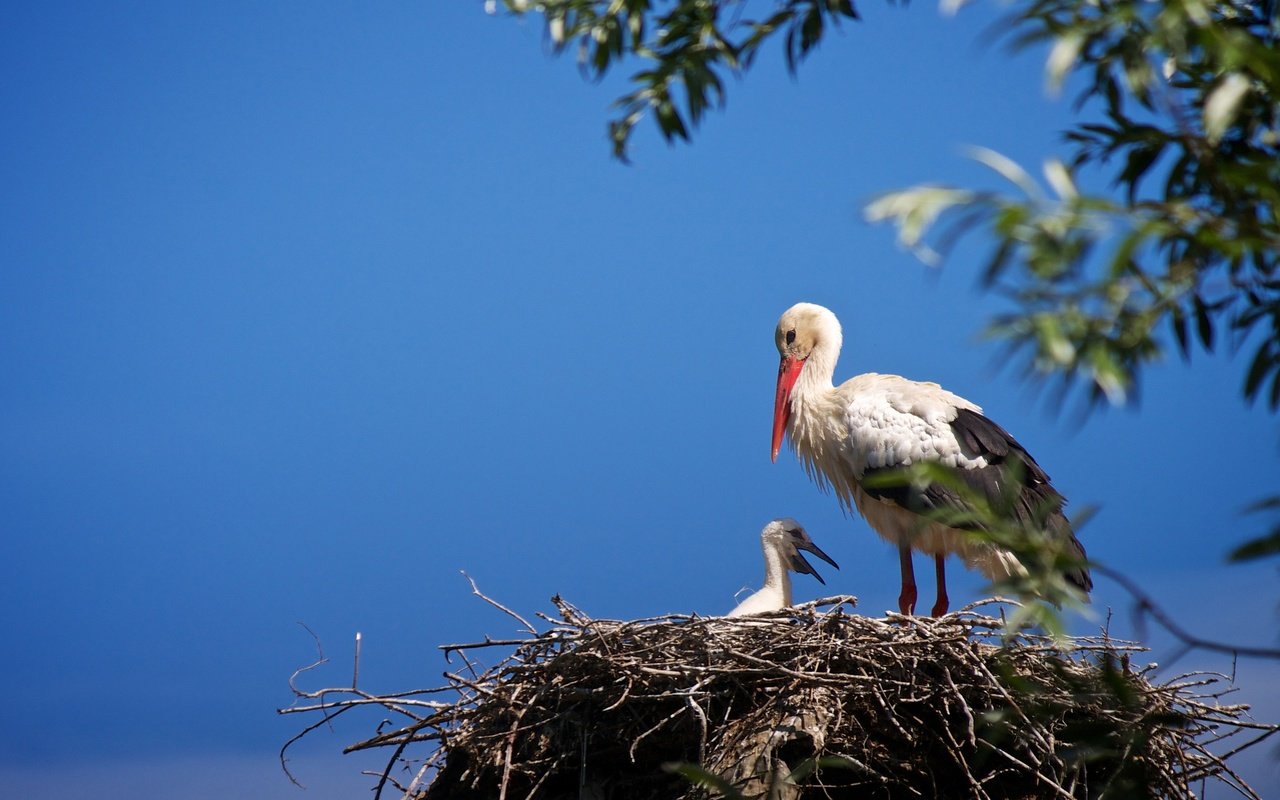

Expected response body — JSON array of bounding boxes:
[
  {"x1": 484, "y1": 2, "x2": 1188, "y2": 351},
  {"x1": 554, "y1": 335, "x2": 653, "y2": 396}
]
[
  {"x1": 728, "y1": 518, "x2": 839, "y2": 617},
  {"x1": 770, "y1": 302, "x2": 1091, "y2": 617}
]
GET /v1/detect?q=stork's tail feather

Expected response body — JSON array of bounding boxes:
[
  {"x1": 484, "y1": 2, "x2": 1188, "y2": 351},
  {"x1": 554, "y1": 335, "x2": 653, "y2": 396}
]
[
  {"x1": 1063, "y1": 530, "x2": 1093, "y2": 595},
  {"x1": 1049, "y1": 512, "x2": 1092, "y2": 596}
]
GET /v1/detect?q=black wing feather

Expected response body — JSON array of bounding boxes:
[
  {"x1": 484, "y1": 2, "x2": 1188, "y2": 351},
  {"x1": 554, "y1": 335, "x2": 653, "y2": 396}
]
[{"x1": 860, "y1": 407, "x2": 1092, "y2": 593}]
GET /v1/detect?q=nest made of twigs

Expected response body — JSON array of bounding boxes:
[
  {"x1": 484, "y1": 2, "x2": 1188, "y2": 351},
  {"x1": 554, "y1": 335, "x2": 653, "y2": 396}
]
[{"x1": 282, "y1": 596, "x2": 1276, "y2": 800}]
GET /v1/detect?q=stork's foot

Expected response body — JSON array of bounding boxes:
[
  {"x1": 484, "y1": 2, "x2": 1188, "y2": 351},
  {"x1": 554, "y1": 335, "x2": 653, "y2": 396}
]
[
  {"x1": 930, "y1": 597, "x2": 949, "y2": 617},
  {"x1": 897, "y1": 587, "x2": 917, "y2": 617}
]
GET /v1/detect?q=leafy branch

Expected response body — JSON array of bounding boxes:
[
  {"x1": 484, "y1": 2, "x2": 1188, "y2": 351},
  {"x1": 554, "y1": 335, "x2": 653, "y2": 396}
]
[
  {"x1": 494, "y1": 0, "x2": 862, "y2": 159},
  {"x1": 866, "y1": 0, "x2": 1280, "y2": 411}
]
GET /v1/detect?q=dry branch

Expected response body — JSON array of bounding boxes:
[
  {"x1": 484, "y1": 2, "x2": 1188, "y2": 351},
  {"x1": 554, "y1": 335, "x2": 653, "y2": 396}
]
[{"x1": 280, "y1": 597, "x2": 1277, "y2": 799}]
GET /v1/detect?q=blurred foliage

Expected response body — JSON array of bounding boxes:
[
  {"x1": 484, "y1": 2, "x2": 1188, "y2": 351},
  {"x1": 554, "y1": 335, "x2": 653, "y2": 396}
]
[
  {"x1": 1230, "y1": 495, "x2": 1280, "y2": 561},
  {"x1": 493, "y1": 0, "x2": 861, "y2": 159},
  {"x1": 869, "y1": 0, "x2": 1280, "y2": 414},
  {"x1": 867, "y1": 0, "x2": 1280, "y2": 566},
  {"x1": 664, "y1": 763, "x2": 747, "y2": 799}
]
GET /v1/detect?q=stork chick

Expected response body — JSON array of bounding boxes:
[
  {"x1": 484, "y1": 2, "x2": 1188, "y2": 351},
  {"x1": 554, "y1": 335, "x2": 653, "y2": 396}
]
[
  {"x1": 771, "y1": 302, "x2": 1092, "y2": 617},
  {"x1": 728, "y1": 518, "x2": 839, "y2": 617}
]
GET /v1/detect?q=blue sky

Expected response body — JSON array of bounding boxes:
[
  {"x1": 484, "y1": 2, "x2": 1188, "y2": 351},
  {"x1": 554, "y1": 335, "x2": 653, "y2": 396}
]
[{"x1": 2, "y1": 3, "x2": 1277, "y2": 798}]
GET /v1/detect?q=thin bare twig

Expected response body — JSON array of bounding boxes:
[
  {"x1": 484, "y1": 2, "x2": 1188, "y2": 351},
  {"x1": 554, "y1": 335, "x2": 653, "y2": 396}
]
[
  {"x1": 279, "y1": 621, "x2": 337, "y2": 788},
  {"x1": 462, "y1": 570, "x2": 538, "y2": 635},
  {"x1": 353, "y1": 631, "x2": 362, "y2": 690},
  {"x1": 1097, "y1": 565, "x2": 1280, "y2": 659}
]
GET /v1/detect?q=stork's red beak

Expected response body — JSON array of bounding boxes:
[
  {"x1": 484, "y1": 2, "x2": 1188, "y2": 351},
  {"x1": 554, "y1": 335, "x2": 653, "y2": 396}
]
[{"x1": 771, "y1": 356, "x2": 805, "y2": 462}]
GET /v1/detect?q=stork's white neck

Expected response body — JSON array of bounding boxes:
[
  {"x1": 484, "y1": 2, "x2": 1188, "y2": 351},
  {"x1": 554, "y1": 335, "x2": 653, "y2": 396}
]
[
  {"x1": 795, "y1": 350, "x2": 838, "y2": 402},
  {"x1": 727, "y1": 537, "x2": 795, "y2": 616},
  {"x1": 784, "y1": 311, "x2": 856, "y2": 504},
  {"x1": 760, "y1": 540, "x2": 793, "y2": 606}
]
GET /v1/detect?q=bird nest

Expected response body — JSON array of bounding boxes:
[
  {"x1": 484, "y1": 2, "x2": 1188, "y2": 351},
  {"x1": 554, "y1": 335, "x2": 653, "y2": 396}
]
[{"x1": 281, "y1": 596, "x2": 1277, "y2": 800}]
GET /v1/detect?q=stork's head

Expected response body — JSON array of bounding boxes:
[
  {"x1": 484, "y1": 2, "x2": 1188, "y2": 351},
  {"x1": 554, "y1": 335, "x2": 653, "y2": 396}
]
[
  {"x1": 772, "y1": 303, "x2": 843, "y2": 461},
  {"x1": 762, "y1": 517, "x2": 839, "y2": 584}
]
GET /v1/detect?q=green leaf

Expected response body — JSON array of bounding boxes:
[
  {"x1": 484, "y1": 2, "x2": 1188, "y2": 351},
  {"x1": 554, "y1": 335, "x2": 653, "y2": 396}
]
[
  {"x1": 864, "y1": 186, "x2": 977, "y2": 266},
  {"x1": 1243, "y1": 496, "x2": 1280, "y2": 513},
  {"x1": 1043, "y1": 159, "x2": 1078, "y2": 200},
  {"x1": 1118, "y1": 141, "x2": 1167, "y2": 202},
  {"x1": 1034, "y1": 314, "x2": 1077, "y2": 365},
  {"x1": 1227, "y1": 530, "x2": 1280, "y2": 562},
  {"x1": 663, "y1": 763, "x2": 745, "y2": 799},
  {"x1": 1244, "y1": 340, "x2": 1277, "y2": 401},
  {"x1": 800, "y1": 7, "x2": 824, "y2": 56},
  {"x1": 1045, "y1": 32, "x2": 1084, "y2": 96},
  {"x1": 981, "y1": 238, "x2": 1017, "y2": 286},
  {"x1": 1169, "y1": 306, "x2": 1190, "y2": 359},
  {"x1": 1203, "y1": 73, "x2": 1250, "y2": 144},
  {"x1": 964, "y1": 146, "x2": 1043, "y2": 200},
  {"x1": 1193, "y1": 295, "x2": 1215, "y2": 351}
]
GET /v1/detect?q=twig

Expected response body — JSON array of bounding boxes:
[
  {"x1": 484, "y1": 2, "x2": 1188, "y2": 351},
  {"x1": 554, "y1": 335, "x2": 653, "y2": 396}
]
[
  {"x1": 463, "y1": 570, "x2": 538, "y2": 635},
  {"x1": 498, "y1": 687, "x2": 527, "y2": 800},
  {"x1": 279, "y1": 622, "x2": 337, "y2": 788},
  {"x1": 288, "y1": 622, "x2": 330, "y2": 696},
  {"x1": 1097, "y1": 565, "x2": 1280, "y2": 659},
  {"x1": 279, "y1": 704, "x2": 356, "y2": 788},
  {"x1": 353, "y1": 631, "x2": 362, "y2": 690}
]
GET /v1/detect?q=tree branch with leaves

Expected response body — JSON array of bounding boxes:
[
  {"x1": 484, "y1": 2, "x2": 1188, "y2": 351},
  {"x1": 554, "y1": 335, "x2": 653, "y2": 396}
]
[{"x1": 495, "y1": 0, "x2": 862, "y2": 159}]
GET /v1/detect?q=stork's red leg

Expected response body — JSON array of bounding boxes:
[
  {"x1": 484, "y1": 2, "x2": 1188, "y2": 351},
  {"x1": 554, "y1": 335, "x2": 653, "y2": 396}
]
[
  {"x1": 897, "y1": 544, "x2": 917, "y2": 616},
  {"x1": 931, "y1": 554, "x2": 949, "y2": 617}
]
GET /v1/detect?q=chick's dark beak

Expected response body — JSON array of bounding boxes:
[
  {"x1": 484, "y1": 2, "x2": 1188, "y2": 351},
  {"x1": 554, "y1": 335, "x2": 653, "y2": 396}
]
[{"x1": 787, "y1": 533, "x2": 839, "y2": 584}]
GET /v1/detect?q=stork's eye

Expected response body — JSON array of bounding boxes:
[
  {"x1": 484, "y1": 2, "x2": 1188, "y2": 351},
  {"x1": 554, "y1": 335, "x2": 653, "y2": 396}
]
[{"x1": 785, "y1": 329, "x2": 796, "y2": 345}]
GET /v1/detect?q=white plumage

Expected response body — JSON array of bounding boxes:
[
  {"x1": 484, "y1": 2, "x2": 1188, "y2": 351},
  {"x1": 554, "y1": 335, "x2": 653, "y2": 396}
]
[
  {"x1": 728, "y1": 518, "x2": 839, "y2": 617},
  {"x1": 770, "y1": 302, "x2": 1091, "y2": 616}
]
